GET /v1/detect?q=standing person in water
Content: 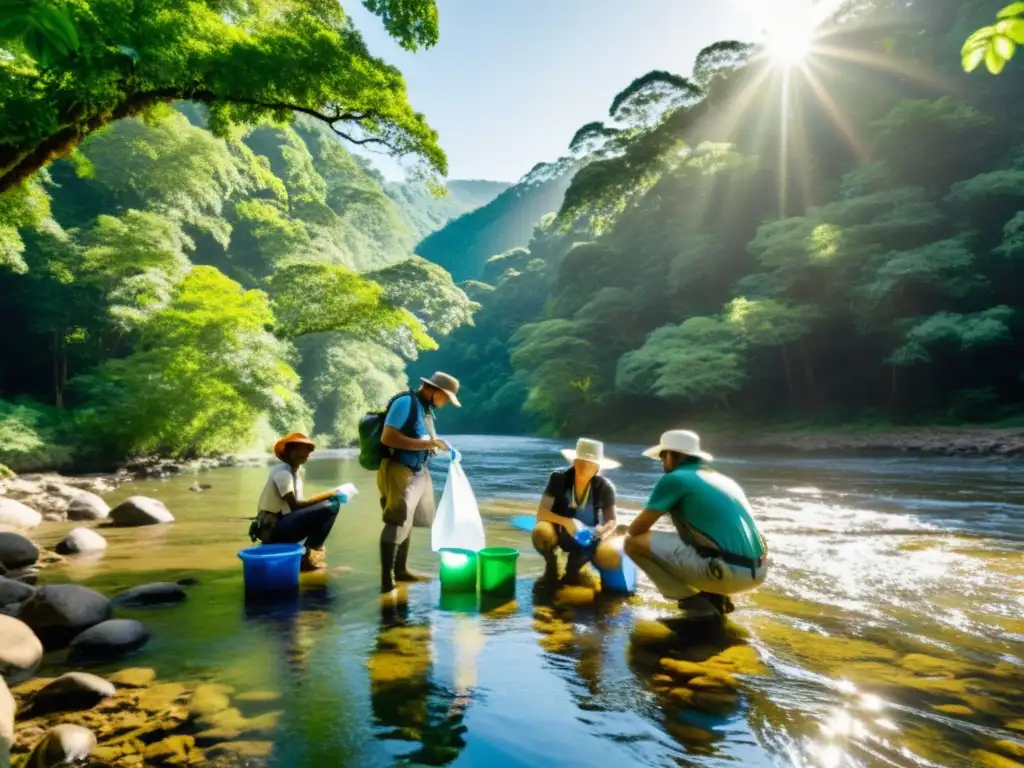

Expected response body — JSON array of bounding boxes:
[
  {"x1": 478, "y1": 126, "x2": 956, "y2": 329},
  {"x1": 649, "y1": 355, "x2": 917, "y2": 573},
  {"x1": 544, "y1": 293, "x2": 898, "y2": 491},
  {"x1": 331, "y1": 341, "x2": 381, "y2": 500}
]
[
  {"x1": 256, "y1": 433, "x2": 341, "y2": 572},
  {"x1": 533, "y1": 438, "x2": 620, "y2": 585},
  {"x1": 378, "y1": 372, "x2": 460, "y2": 593},
  {"x1": 624, "y1": 430, "x2": 768, "y2": 620}
]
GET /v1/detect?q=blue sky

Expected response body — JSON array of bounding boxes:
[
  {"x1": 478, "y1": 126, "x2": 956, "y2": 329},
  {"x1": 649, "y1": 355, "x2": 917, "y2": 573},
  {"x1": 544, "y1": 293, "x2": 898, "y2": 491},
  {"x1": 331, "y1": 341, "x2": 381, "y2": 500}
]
[{"x1": 347, "y1": 0, "x2": 765, "y2": 182}]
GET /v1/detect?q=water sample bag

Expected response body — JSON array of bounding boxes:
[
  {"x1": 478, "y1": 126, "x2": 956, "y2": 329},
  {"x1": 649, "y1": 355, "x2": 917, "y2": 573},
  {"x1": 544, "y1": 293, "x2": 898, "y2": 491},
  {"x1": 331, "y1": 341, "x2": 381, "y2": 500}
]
[{"x1": 432, "y1": 456, "x2": 486, "y2": 553}]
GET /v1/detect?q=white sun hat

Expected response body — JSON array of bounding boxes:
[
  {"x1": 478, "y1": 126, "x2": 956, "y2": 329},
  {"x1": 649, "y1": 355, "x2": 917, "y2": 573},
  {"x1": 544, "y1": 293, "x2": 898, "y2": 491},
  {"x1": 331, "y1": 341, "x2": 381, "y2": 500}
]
[
  {"x1": 642, "y1": 430, "x2": 713, "y2": 462},
  {"x1": 560, "y1": 437, "x2": 621, "y2": 470}
]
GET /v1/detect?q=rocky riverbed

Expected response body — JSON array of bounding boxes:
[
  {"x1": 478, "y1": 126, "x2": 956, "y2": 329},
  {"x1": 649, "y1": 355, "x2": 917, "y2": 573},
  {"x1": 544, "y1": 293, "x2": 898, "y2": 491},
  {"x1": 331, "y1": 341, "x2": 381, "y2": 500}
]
[{"x1": 0, "y1": 464, "x2": 275, "y2": 768}]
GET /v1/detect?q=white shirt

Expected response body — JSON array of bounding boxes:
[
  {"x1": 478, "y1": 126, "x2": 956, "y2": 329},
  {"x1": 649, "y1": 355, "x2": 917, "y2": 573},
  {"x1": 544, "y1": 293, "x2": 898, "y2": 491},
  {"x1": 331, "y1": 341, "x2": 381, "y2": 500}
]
[{"x1": 258, "y1": 463, "x2": 302, "y2": 515}]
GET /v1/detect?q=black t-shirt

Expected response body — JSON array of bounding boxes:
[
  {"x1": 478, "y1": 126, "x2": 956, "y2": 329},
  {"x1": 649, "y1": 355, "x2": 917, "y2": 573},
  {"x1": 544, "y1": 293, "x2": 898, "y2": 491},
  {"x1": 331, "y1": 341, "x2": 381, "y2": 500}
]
[{"x1": 542, "y1": 467, "x2": 616, "y2": 527}]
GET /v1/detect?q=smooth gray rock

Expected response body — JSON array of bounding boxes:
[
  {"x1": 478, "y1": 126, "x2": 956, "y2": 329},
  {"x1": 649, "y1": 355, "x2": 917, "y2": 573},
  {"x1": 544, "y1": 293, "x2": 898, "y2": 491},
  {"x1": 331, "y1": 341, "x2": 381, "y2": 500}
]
[
  {"x1": 111, "y1": 582, "x2": 186, "y2": 608},
  {"x1": 108, "y1": 496, "x2": 174, "y2": 527},
  {"x1": 17, "y1": 584, "x2": 113, "y2": 650},
  {"x1": 0, "y1": 614, "x2": 43, "y2": 684},
  {"x1": 63, "y1": 487, "x2": 110, "y2": 521},
  {"x1": 68, "y1": 619, "x2": 150, "y2": 663},
  {"x1": 0, "y1": 498, "x2": 41, "y2": 529},
  {"x1": 25, "y1": 723, "x2": 96, "y2": 765},
  {"x1": 0, "y1": 576, "x2": 34, "y2": 606},
  {"x1": 55, "y1": 527, "x2": 108, "y2": 555},
  {"x1": 0, "y1": 532, "x2": 38, "y2": 570},
  {"x1": 34, "y1": 672, "x2": 116, "y2": 713}
]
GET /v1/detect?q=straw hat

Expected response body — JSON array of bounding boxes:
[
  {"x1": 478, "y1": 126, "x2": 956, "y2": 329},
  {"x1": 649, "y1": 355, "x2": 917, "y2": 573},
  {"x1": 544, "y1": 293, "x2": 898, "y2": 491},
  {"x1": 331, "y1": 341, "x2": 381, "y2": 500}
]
[
  {"x1": 420, "y1": 371, "x2": 461, "y2": 407},
  {"x1": 642, "y1": 430, "x2": 713, "y2": 462},
  {"x1": 274, "y1": 432, "x2": 315, "y2": 461},
  {"x1": 560, "y1": 438, "x2": 621, "y2": 471}
]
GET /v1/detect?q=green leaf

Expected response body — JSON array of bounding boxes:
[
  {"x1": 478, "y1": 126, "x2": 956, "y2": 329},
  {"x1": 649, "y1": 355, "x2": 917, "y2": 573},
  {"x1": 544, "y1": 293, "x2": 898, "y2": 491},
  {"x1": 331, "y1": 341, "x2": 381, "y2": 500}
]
[
  {"x1": 0, "y1": 15, "x2": 30, "y2": 39},
  {"x1": 997, "y1": 2, "x2": 1024, "y2": 19},
  {"x1": 994, "y1": 34, "x2": 1017, "y2": 59},
  {"x1": 963, "y1": 25, "x2": 996, "y2": 49},
  {"x1": 962, "y1": 45, "x2": 987, "y2": 72},
  {"x1": 998, "y1": 17, "x2": 1024, "y2": 43},
  {"x1": 39, "y1": 4, "x2": 79, "y2": 51},
  {"x1": 985, "y1": 46, "x2": 1008, "y2": 73}
]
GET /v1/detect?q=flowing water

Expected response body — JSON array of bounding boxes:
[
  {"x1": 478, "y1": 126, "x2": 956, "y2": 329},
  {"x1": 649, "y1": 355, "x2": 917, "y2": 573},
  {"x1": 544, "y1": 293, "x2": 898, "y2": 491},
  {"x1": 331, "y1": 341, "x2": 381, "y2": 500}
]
[{"x1": 32, "y1": 435, "x2": 1024, "y2": 767}]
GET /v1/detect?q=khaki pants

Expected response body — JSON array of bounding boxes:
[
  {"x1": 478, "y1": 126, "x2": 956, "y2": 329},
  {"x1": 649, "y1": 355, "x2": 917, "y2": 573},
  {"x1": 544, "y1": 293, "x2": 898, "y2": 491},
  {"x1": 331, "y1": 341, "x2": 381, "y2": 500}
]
[
  {"x1": 641, "y1": 531, "x2": 768, "y2": 601},
  {"x1": 377, "y1": 458, "x2": 436, "y2": 545}
]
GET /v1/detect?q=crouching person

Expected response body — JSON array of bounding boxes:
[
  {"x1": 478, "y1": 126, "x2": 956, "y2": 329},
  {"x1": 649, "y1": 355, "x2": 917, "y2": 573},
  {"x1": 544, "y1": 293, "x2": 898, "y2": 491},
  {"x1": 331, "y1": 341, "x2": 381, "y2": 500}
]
[
  {"x1": 623, "y1": 430, "x2": 768, "y2": 620},
  {"x1": 533, "y1": 438, "x2": 621, "y2": 585},
  {"x1": 256, "y1": 433, "x2": 340, "y2": 572}
]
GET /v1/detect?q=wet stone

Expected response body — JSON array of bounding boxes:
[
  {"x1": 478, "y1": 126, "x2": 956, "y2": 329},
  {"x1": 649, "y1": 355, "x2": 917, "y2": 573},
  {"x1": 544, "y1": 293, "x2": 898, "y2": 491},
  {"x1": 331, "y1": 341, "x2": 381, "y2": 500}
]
[
  {"x1": 106, "y1": 667, "x2": 157, "y2": 688},
  {"x1": 26, "y1": 723, "x2": 97, "y2": 765},
  {"x1": 34, "y1": 672, "x2": 116, "y2": 713},
  {"x1": 188, "y1": 684, "x2": 233, "y2": 718},
  {"x1": 68, "y1": 618, "x2": 150, "y2": 663}
]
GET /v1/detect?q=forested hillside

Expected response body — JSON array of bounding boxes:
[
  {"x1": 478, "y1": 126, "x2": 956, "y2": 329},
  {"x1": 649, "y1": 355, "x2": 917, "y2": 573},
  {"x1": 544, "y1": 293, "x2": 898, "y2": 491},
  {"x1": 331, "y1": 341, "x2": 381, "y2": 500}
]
[
  {"x1": 415, "y1": 0, "x2": 1024, "y2": 437},
  {"x1": 414, "y1": 161, "x2": 578, "y2": 282},
  {"x1": 386, "y1": 179, "x2": 511, "y2": 243},
  {"x1": 0, "y1": 105, "x2": 477, "y2": 471}
]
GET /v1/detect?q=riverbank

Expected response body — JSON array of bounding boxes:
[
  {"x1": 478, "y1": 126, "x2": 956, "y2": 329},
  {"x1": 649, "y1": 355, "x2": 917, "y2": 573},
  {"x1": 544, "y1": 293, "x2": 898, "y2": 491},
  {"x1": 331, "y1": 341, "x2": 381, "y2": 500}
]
[{"x1": 608, "y1": 424, "x2": 1024, "y2": 458}]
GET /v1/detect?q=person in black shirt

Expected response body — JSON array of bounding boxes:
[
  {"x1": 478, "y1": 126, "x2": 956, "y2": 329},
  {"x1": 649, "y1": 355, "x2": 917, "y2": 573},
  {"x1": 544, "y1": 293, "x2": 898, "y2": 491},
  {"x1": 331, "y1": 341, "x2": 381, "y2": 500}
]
[{"x1": 532, "y1": 438, "x2": 620, "y2": 585}]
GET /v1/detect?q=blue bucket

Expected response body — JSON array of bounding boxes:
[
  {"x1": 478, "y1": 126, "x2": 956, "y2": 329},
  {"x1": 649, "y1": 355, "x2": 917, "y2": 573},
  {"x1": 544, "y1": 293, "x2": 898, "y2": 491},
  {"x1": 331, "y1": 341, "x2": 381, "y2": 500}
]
[
  {"x1": 238, "y1": 543, "x2": 304, "y2": 594},
  {"x1": 598, "y1": 554, "x2": 638, "y2": 595}
]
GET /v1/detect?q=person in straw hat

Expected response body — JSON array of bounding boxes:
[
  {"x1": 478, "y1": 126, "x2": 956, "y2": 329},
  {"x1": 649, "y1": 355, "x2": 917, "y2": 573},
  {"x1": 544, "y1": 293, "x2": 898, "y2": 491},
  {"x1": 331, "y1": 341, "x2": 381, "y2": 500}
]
[
  {"x1": 533, "y1": 437, "x2": 621, "y2": 585},
  {"x1": 256, "y1": 433, "x2": 342, "y2": 572},
  {"x1": 378, "y1": 371, "x2": 460, "y2": 593},
  {"x1": 623, "y1": 430, "x2": 768, "y2": 620}
]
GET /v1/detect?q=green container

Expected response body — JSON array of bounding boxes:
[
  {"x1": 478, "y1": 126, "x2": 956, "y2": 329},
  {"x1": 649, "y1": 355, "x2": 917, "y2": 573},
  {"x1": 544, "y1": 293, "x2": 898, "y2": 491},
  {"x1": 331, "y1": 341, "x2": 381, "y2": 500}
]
[
  {"x1": 478, "y1": 546, "x2": 519, "y2": 597},
  {"x1": 438, "y1": 548, "x2": 478, "y2": 593}
]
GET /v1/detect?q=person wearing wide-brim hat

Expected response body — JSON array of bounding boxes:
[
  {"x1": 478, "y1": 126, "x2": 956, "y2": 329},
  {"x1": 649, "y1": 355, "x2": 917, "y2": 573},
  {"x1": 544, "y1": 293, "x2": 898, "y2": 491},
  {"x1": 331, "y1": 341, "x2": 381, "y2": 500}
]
[
  {"x1": 255, "y1": 433, "x2": 341, "y2": 572},
  {"x1": 622, "y1": 430, "x2": 768, "y2": 621},
  {"x1": 377, "y1": 371, "x2": 460, "y2": 593},
  {"x1": 533, "y1": 437, "x2": 621, "y2": 585}
]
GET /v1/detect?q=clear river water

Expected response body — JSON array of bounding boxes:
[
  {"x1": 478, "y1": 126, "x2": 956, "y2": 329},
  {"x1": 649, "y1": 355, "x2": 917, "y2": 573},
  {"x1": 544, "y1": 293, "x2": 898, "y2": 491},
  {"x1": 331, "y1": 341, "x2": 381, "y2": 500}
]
[{"x1": 31, "y1": 435, "x2": 1024, "y2": 767}]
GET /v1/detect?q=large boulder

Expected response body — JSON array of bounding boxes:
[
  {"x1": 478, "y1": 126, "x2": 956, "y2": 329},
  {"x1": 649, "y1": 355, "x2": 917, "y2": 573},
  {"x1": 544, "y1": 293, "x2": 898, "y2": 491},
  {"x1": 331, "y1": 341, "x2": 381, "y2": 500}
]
[
  {"x1": 17, "y1": 584, "x2": 113, "y2": 649},
  {"x1": 0, "y1": 677, "x2": 13, "y2": 767},
  {"x1": 0, "y1": 532, "x2": 38, "y2": 570},
  {"x1": 55, "y1": 528, "x2": 108, "y2": 555},
  {"x1": 0, "y1": 615, "x2": 43, "y2": 684},
  {"x1": 112, "y1": 582, "x2": 186, "y2": 608},
  {"x1": 109, "y1": 496, "x2": 174, "y2": 527},
  {"x1": 63, "y1": 487, "x2": 110, "y2": 522},
  {"x1": 68, "y1": 619, "x2": 151, "y2": 663},
  {"x1": 33, "y1": 672, "x2": 116, "y2": 713},
  {"x1": 0, "y1": 498, "x2": 41, "y2": 529},
  {"x1": 25, "y1": 723, "x2": 97, "y2": 765}
]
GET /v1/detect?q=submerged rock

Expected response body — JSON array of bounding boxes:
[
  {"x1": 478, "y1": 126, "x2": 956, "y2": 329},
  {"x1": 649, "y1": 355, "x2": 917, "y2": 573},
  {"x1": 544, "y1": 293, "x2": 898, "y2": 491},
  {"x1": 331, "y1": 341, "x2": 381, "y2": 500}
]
[
  {"x1": 111, "y1": 582, "x2": 187, "y2": 607},
  {"x1": 18, "y1": 584, "x2": 113, "y2": 649},
  {"x1": 68, "y1": 618, "x2": 150, "y2": 663},
  {"x1": 0, "y1": 498, "x2": 42, "y2": 529},
  {"x1": 0, "y1": 532, "x2": 39, "y2": 570},
  {"x1": 0, "y1": 615, "x2": 43, "y2": 684},
  {"x1": 0, "y1": 575, "x2": 34, "y2": 606},
  {"x1": 109, "y1": 496, "x2": 174, "y2": 526},
  {"x1": 106, "y1": 667, "x2": 156, "y2": 688},
  {"x1": 34, "y1": 672, "x2": 116, "y2": 713},
  {"x1": 25, "y1": 723, "x2": 96, "y2": 765},
  {"x1": 55, "y1": 527, "x2": 108, "y2": 555},
  {"x1": 1, "y1": 677, "x2": 13, "y2": 765}
]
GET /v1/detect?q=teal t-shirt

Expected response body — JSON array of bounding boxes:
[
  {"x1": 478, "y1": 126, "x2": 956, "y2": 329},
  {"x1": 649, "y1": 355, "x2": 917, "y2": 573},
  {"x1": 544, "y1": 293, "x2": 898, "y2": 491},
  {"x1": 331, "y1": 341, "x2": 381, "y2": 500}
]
[{"x1": 645, "y1": 464, "x2": 765, "y2": 560}]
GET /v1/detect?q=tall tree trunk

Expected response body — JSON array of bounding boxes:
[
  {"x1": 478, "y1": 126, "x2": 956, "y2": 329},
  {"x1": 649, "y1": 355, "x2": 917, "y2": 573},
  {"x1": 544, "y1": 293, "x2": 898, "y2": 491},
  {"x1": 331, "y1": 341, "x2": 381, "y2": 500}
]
[
  {"x1": 798, "y1": 339, "x2": 819, "y2": 409},
  {"x1": 52, "y1": 329, "x2": 63, "y2": 409},
  {"x1": 887, "y1": 363, "x2": 899, "y2": 413},
  {"x1": 780, "y1": 344, "x2": 794, "y2": 395}
]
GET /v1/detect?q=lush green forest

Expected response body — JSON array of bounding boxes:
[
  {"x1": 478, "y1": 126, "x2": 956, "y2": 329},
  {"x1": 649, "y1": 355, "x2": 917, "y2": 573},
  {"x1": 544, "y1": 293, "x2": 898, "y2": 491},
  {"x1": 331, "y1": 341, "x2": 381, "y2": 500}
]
[
  {"x1": 0, "y1": 0, "x2": 496, "y2": 471},
  {"x1": 415, "y1": 0, "x2": 1024, "y2": 437}
]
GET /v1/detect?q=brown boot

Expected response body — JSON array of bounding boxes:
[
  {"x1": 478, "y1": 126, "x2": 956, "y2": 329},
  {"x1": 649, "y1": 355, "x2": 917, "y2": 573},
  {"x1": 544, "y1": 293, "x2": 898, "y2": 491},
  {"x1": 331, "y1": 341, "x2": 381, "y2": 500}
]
[
  {"x1": 394, "y1": 538, "x2": 427, "y2": 583},
  {"x1": 380, "y1": 541, "x2": 398, "y2": 593},
  {"x1": 301, "y1": 547, "x2": 327, "y2": 572},
  {"x1": 541, "y1": 552, "x2": 559, "y2": 582}
]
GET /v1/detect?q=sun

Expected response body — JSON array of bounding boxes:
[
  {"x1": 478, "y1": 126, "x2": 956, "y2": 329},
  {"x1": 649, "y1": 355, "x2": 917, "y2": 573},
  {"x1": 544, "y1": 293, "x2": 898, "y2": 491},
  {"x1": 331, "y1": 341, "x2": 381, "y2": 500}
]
[{"x1": 764, "y1": 19, "x2": 815, "y2": 64}]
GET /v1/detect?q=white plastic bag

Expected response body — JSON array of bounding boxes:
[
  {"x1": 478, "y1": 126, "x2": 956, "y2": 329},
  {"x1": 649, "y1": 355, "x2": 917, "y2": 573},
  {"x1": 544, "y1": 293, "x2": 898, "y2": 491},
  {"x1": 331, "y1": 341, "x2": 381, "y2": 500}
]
[{"x1": 431, "y1": 457, "x2": 486, "y2": 552}]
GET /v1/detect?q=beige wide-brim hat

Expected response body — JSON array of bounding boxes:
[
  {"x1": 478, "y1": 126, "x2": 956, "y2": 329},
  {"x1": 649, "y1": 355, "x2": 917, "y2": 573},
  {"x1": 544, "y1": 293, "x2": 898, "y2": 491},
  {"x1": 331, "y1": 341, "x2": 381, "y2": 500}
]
[
  {"x1": 642, "y1": 430, "x2": 713, "y2": 462},
  {"x1": 561, "y1": 437, "x2": 621, "y2": 471},
  {"x1": 420, "y1": 371, "x2": 461, "y2": 407}
]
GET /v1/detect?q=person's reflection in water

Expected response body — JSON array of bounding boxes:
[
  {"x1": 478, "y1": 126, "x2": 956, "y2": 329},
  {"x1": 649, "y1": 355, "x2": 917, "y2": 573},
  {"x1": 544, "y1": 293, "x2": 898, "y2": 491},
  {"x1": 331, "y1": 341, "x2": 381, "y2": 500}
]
[
  {"x1": 243, "y1": 586, "x2": 334, "y2": 678},
  {"x1": 369, "y1": 590, "x2": 469, "y2": 766}
]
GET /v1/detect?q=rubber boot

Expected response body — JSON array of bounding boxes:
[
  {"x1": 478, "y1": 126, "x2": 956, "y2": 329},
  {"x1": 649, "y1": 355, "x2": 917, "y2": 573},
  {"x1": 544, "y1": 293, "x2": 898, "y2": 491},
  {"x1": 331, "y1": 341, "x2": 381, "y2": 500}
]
[
  {"x1": 301, "y1": 547, "x2": 327, "y2": 572},
  {"x1": 394, "y1": 537, "x2": 427, "y2": 582},
  {"x1": 541, "y1": 551, "x2": 559, "y2": 582},
  {"x1": 380, "y1": 541, "x2": 398, "y2": 593},
  {"x1": 701, "y1": 592, "x2": 736, "y2": 615},
  {"x1": 561, "y1": 551, "x2": 586, "y2": 586},
  {"x1": 676, "y1": 594, "x2": 720, "y2": 621}
]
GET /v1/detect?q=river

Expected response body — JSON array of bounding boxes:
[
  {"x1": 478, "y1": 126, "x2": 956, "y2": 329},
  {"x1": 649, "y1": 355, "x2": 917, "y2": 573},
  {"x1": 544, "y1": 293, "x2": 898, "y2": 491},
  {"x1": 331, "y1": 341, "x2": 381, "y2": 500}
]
[{"x1": 31, "y1": 435, "x2": 1024, "y2": 767}]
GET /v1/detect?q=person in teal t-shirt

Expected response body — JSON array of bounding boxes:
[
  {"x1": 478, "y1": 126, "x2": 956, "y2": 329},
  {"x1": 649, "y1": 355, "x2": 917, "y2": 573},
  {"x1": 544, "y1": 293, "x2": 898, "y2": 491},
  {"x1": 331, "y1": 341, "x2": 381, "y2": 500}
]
[{"x1": 623, "y1": 430, "x2": 768, "y2": 620}]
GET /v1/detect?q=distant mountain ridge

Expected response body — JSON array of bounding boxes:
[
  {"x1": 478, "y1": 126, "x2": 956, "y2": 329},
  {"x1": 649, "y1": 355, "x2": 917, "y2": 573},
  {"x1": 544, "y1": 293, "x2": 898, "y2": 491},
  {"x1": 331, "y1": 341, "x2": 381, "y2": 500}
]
[
  {"x1": 414, "y1": 160, "x2": 579, "y2": 283},
  {"x1": 386, "y1": 178, "x2": 512, "y2": 244}
]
